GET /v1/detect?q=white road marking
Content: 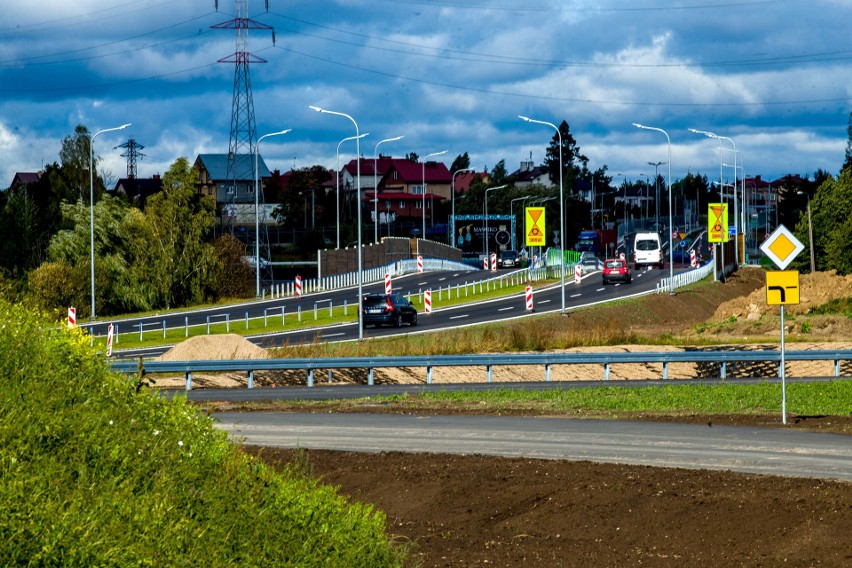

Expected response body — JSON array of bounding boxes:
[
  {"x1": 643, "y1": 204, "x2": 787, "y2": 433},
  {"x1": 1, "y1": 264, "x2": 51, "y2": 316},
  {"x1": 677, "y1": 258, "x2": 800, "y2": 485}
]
[
  {"x1": 438, "y1": 277, "x2": 447, "y2": 281},
  {"x1": 498, "y1": 306, "x2": 514, "y2": 312},
  {"x1": 449, "y1": 314, "x2": 469, "y2": 320},
  {"x1": 417, "y1": 281, "x2": 429, "y2": 286},
  {"x1": 321, "y1": 333, "x2": 345, "y2": 338},
  {"x1": 570, "y1": 293, "x2": 582, "y2": 298},
  {"x1": 538, "y1": 299, "x2": 551, "y2": 304},
  {"x1": 596, "y1": 287, "x2": 606, "y2": 292}
]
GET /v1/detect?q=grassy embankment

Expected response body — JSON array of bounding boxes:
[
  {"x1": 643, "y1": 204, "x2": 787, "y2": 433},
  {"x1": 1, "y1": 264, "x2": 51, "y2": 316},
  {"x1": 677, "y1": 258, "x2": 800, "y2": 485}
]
[{"x1": 0, "y1": 299, "x2": 408, "y2": 566}]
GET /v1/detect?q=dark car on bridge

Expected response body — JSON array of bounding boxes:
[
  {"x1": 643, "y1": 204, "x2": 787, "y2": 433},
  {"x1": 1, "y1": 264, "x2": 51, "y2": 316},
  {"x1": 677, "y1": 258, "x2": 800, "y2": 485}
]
[{"x1": 361, "y1": 293, "x2": 418, "y2": 328}]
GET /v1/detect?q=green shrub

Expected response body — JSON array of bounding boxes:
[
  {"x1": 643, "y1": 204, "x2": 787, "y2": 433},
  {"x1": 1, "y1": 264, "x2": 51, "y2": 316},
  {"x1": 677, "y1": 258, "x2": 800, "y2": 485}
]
[{"x1": 0, "y1": 299, "x2": 405, "y2": 566}]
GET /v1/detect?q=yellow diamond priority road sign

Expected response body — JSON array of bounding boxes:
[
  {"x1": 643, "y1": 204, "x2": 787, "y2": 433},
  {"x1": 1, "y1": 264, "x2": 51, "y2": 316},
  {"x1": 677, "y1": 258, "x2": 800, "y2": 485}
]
[{"x1": 759, "y1": 225, "x2": 804, "y2": 270}]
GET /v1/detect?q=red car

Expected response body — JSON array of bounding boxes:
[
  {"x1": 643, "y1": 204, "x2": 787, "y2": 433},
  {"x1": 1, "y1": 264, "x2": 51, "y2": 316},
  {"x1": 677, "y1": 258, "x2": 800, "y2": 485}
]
[{"x1": 602, "y1": 258, "x2": 632, "y2": 285}]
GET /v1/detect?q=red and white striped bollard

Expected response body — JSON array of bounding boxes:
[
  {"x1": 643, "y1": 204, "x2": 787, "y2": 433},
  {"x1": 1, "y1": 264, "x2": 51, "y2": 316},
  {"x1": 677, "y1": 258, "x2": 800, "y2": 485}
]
[
  {"x1": 385, "y1": 273, "x2": 392, "y2": 294},
  {"x1": 295, "y1": 275, "x2": 302, "y2": 298},
  {"x1": 424, "y1": 289, "x2": 432, "y2": 314},
  {"x1": 525, "y1": 285, "x2": 533, "y2": 311}
]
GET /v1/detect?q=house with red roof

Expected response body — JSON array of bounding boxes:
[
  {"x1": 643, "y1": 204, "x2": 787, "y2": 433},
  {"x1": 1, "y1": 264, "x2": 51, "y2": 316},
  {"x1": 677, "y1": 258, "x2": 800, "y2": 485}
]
[{"x1": 339, "y1": 156, "x2": 452, "y2": 225}]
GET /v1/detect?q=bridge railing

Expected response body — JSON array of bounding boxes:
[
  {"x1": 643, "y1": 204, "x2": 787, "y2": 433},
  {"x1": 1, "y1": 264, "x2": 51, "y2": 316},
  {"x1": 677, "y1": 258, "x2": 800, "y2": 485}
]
[{"x1": 110, "y1": 349, "x2": 852, "y2": 391}]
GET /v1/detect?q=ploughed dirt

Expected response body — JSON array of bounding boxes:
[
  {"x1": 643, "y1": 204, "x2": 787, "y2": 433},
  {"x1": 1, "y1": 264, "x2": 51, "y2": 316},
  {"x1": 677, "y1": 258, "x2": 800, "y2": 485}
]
[
  {"x1": 162, "y1": 267, "x2": 852, "y2": 567},
  {"x1": 249, "y1": 448, "x2": 852, "y2": 568}
]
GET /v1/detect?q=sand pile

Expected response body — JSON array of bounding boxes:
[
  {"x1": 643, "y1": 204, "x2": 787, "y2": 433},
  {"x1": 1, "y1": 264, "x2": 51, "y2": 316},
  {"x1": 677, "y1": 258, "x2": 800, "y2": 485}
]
[{"x1": 157, "y1": 334, "x2": 268, "y2": 361}]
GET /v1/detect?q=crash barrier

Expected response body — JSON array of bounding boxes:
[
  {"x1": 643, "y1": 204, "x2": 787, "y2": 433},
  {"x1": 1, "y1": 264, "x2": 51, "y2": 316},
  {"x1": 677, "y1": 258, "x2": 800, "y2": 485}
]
[
  {"x1": 273, "y1": 258, "x2": 473, "y2": 298},
  {"x1": 656, "y1": 260, "x2": 714, "y2": 293},
  {"x1": 110, "y1": 349, "x2": 852, "y2": 391}
]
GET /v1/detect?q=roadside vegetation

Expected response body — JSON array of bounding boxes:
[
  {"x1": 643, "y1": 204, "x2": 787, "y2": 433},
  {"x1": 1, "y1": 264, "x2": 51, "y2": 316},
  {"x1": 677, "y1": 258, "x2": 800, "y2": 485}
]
[{"x1": 0, "y1": 298, "x2": 407, "y2": 566}]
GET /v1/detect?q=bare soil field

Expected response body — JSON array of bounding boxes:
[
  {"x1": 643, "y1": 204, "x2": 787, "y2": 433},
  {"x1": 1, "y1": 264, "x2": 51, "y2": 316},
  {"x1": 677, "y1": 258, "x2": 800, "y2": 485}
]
[{"x1": 163, "y1": 267, "x2": 852, "y2": 567}]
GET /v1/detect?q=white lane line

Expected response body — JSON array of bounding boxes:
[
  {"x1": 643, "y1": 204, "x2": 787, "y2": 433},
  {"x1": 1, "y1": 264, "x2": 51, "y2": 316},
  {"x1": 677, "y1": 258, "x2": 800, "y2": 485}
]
[
  {"x1": 322, "y1": 333, "x2": 346, "y2": 338},
  {"x1": 449, "y1": 314, "x2": 469, "y2": 320},
  {"x1": 498, "y1": 306, "x2": 515, "y2": 312},
  {"x1": 538, "y1": 299, "x2": 552, "y2": 304},
  {"x1": 570, "y1": 293, "x2": 582, "y2": 298},
  {"x1": 596, "y1": 287, "x2": 606, "y2": 292},
  {"x1": 417, "y1": 281, "x2": 429, "y2": 286},
  {"x1": 438, "y1": 277, "x2": 447, "y2": 281}
]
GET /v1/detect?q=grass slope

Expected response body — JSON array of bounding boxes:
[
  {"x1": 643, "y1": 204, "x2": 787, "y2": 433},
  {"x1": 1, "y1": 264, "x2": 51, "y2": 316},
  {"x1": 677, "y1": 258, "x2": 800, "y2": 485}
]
[{"x1": 0, "y1": 299, "x2": 406, "y2": 567}]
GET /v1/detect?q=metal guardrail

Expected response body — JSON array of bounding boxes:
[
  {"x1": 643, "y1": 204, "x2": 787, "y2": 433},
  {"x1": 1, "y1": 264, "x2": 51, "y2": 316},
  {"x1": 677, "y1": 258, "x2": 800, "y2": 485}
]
[{"x1": 110, "y1": 349, "x2": 852, "y2": 391}]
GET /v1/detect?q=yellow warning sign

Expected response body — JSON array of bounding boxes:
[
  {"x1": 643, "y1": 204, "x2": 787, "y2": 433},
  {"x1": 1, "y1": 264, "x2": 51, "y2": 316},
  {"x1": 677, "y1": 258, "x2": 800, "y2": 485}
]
[
  {"x1": 708, "y1": 203, "x2": 728, "y2": 243},
  {"x1": 525, "y1": 207, "x2": 546, "y2": 247},
  {"x1": 766, "y1": 271, "x2": 800, "y2": 306}
]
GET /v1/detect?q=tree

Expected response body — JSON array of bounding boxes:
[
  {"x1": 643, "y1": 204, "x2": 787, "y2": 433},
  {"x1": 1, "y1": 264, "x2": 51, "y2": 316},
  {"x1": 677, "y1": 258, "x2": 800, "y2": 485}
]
[
  {"x1": 543, "y1": 120, "x2": 588, "y2": 195},
  {"x1": 450, "y1": 152, "x2": 471, "y2": 173},
  {"x1": 272, "y1": 166, "x2": 331, "y2": 228},
  {"x1": 35, "y1": 195, "x2": 145, "y2": 315},
  {"x1": 794, "y1": 169, "x2": 852, "y2": 274},
  {"x1": 133, "y1": 157, "x2": 217, "y2": 309},
  {"x1": 844, "y1": 111, "x2": 852, "y2": 173},
  {"x1": 489, "y1": 160, "x2": 507, "y2": 185},
  {"x1": 405, "y1": 152, "x2": 419, "y2": 162}
]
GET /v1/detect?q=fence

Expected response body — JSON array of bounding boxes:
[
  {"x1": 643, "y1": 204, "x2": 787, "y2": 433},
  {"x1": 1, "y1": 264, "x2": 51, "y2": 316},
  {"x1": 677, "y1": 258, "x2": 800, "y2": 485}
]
[{"x1": 110, "y1": 349, "x2": 852, "y2": 391}]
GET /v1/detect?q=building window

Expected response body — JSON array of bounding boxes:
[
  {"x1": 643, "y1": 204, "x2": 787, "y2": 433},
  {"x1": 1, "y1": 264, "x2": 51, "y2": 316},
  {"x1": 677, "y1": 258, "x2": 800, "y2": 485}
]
[
  {"x1": 415, "y1": 201, "x2": 422, "y2": 209},
  {"x1": 412, "y1": 185, "x2": 423, "y2": 195},
  {"x1": 227, "y1": 185, "x2": 235, "y2": 194}
]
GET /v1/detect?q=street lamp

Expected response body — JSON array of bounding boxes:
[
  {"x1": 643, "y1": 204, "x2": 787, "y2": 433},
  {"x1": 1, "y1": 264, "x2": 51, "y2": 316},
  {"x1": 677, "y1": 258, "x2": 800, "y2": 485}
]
[
  {"x1": 336, "y1": 133, "x2": 369, "y2": 249},
  {"x1": 510, "y1": 195, "x2": 531, "y2": 250},
  {"x1": 484, "y1": 184, "x2": 508, "y2": 259},
  {"x1": 255, "y1": 128, "x2": 291, "y2": 297},
  {"x1": 633, "y1": 123, "x2": 674, "y2": 294},
  {"x1": 647, "y1": 161, "x2": 666, "y2": 231},
  {"x1": 615, "y1": 173, "x2": 628, "y2": 235},
  {"x1": 689, "y1": 129, "x2": 740, "y2": 264},
  {"x1": 519, "y1": 115, "x2": 567, "y2": 314},
  {"x1": 421, "y1": 150, "x2": 447, "y2": 240},
  {"x1": 374, "y1": 135, "x2": 404, "y2": 243},
  {"x1": 310, "y1": 105, "x2": 366, "y2": 340},
  {"x1": 89, "y1": 122, "x2": 131, "y2": 319},
  {"x1": 451, "y1": 167, "x2": 474, "y2": 246},
  {"x1": 797, "y1": 191, "x2": 815, "y2": 273}
]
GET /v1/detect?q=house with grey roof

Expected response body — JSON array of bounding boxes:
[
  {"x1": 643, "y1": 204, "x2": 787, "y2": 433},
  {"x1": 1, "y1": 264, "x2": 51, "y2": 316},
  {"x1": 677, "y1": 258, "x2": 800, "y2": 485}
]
[{"x1": 194, "y1": 154, "x2": 273, "y2": 226}]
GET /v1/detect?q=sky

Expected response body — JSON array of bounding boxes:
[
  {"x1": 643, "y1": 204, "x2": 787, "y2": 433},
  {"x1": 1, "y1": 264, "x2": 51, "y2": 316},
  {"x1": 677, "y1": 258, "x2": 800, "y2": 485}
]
[{"x1": 3, "y1": 0, "x2": 852, "y2": 190}]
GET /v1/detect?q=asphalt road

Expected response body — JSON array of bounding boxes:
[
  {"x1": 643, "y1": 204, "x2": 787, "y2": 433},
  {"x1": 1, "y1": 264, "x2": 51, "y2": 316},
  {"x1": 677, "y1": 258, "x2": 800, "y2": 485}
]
[
  {"x1": 109, "y1": 264, "x2": 682, "y2": 357},
  {"x1": 213, "y1": 412, "x2": 852, "y2": 482}
]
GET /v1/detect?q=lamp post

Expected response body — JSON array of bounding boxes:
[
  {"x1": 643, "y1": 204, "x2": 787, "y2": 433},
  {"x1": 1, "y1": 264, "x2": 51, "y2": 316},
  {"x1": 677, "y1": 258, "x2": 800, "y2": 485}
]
[
  {"x1": 336, "y1": 133, "x2": 369, "y2": 249},
  {"x1": 519, "y1": 115, "x2": 567, "y2": 314},
  {"x1": 638, "y1": 173, "x2": 649, "y2": 222},
  {"x1": 689, "y1": 129, "x2": 740, "y2": 265},
  {"x1": 310, "y1": 105, "x2": 365, "y2": 340},
  {"x1": 421, "y1": 150, "x2": 447, "y2": 241},
  {"x1": 647, "y1": 161, "x2": 666, "y2": 231},
  {"x1": 510, "y1": 195, "x2": 531, "y2": 250},
  {"x1": 633, "y1": 123, "x2": 674, "y2": 294},
  {"x1": 797, "y1": 191, "x2": 815, "y2": 273},
  {"x1": 373, "y1": 136, "x2": 404, "y2": 243},
  {"x1": 451, "y1": 167, "x2": 474, "y2": 246},
  {"x1": 254, "y1": 129, "x2": 291, "y2": 297},
  {"x1": 89, "y1": 122, "x2": 131, "y2": 320},
  {"x1": 484, "y1": 184, "x2": 508, "y2": 259},
  {"x1": 615, "y1": 173, "x2": 628, "y2": 236}
]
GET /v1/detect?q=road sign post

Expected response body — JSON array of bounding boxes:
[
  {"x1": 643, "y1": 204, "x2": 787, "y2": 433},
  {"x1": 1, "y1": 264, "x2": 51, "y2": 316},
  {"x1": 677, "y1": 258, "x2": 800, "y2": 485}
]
[{"x1": 760, "y1": 226, "x2": 805, "y2": 425}]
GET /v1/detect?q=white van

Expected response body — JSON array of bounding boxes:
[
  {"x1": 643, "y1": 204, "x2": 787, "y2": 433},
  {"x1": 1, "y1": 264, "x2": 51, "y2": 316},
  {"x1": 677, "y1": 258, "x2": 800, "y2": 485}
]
[{"x1": 633, "y1": 232, "x2": 664, "y2": 269}]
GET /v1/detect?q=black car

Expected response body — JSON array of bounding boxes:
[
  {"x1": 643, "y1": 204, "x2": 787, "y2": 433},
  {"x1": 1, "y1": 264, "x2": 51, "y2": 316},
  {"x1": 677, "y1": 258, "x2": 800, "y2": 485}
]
[
  {"x1": 361, "y1": 293, "x2": 418, "y2": 328},
  {"x1": 497, "y1": 250, "x2": 521, "y2": 268}
]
